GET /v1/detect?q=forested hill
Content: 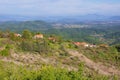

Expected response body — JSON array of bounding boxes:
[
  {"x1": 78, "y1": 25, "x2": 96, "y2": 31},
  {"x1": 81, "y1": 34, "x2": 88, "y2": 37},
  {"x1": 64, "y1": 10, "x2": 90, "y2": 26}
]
[
  {"x1": 0, "y1": 21, "x2": 52, "y2": 32},
  {"x1": 0, "y1": 21, "x2": 120, "y2": 45}
]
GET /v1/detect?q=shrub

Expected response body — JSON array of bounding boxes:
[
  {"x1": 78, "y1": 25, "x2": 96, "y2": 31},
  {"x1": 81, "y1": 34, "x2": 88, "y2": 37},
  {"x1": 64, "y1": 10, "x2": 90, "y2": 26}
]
[{"x1": 0, "y1": 45, "x2": 11, "y2": 56}]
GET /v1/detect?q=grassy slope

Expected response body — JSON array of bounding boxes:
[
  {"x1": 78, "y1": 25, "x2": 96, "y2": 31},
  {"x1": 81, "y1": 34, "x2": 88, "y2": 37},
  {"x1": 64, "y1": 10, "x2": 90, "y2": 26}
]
[{"x1": 0, "y1": 36, "x2": 119, "y2": 79}]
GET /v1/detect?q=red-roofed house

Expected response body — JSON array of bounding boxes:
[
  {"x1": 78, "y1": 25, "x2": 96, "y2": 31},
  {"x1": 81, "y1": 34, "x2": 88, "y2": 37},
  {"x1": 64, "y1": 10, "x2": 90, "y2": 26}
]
[{"x1": 34, "y1": 34, "x2": 43, "y2": 39}]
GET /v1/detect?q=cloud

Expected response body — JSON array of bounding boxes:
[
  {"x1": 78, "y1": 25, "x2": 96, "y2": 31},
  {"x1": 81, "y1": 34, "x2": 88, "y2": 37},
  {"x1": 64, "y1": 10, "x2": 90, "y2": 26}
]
[{"x1": 0, "y1": 0, "x2": 120, "y2": 16}]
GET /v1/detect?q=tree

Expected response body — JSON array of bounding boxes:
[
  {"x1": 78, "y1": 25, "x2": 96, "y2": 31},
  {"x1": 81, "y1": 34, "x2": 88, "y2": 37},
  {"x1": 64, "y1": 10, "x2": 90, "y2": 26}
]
[
  {"x1": 22, "y1": 30, "x2": 32, "y2": 39},
  {"x1": 115, "y1": 44, "x2": 120, "y2": 52}
]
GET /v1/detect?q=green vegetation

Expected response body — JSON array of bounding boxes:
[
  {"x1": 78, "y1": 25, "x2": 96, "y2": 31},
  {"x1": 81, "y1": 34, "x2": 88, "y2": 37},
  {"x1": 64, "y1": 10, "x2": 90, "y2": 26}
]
[
  {"x1": 77, "y1": 46, "x2": 120, "y2": 69},
  {"x1": 22, "y1": 30, "x2": 32, "y2": 40},
  {"x1": 0, "y1": 29, "x2": 119, "y2": 80},
  {"x1": 19, "y1": 39, "x2": 50, "y2": 54},
  {"x1": 44, "y1": 28, "x2": 102, "y2": 44},
  {"x1": 0, "y1": 61, "x2": 116, "y2": 80},
  {"x1": 0, "y1": 21, "x2": 52, "y2": 32},
  {"x1": 114, "y1": 44, "x2": 120, "y2": 52},
  {"x1": 0, "y1": 21, "x2": 120, "y2": 45},
  {"x1": 0, "y1": 44, "x2": 12, "y2": 56}
]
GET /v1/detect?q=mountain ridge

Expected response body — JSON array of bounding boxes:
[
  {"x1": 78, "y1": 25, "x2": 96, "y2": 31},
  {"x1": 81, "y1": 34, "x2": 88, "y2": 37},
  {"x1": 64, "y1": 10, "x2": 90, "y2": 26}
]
[{"x1": 0, "y1": 14, "x2": 120, "y2": 23}]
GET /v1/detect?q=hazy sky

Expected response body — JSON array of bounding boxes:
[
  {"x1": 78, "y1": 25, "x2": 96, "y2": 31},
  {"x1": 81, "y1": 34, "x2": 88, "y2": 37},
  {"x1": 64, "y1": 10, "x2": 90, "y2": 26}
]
[{"x1": 0, "y1": 0, "x2": 120, "y2": 16}]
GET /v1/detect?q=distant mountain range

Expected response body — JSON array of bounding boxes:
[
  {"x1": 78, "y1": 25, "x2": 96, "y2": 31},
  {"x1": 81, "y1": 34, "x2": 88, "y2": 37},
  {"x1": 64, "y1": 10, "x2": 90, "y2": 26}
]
[
  {"x1": 0, "y1": 15, "x2": 39, "y2": 21},
  {"x1": 110, "y1": 16, "x2": 120, "y2": 20},
  {"x1": 0, "y1": 14, "x2": 120, "y2": 23}
]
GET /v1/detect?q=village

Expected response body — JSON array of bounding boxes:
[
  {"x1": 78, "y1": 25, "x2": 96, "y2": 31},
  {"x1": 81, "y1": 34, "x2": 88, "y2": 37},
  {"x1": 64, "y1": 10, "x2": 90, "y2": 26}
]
[{"x1": 13, "y1": 32, "x2": 108, "y2": 48}]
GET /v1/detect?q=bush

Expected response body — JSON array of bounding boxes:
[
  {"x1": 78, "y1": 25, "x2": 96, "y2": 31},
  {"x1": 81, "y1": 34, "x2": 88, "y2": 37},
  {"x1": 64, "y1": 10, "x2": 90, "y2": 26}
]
[
  {"x1": 0, "y1": 49, "x2": 9, "y2": 56},
  {"x1": 0, "y1": 61, "x2": 118, "y2": 80},
  {"x1": 19, "y1": 40, "x2": 50, "y2": 54},
  {"x1": 20, "y1": 40, "x2": 34, "y2": 51},
  {"x1": 114, "y1": 44, "x2": 120, "y2": 52},
  {"x1": 22, "y1": 30, "x2": 32, "y2": 40},
  {"x1": 0, "y1": 45, "x2": 11, "y2": 56}
]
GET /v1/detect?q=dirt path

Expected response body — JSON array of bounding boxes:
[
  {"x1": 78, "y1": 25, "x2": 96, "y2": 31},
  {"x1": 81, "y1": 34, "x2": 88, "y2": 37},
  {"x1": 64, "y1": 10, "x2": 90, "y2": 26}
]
[{"x1": 67, "y1": 49, "x2": 120, "y2": 76}]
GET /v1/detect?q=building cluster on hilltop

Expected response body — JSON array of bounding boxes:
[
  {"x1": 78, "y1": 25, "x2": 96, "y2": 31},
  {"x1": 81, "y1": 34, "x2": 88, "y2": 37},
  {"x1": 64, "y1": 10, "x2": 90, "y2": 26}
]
[
  {"x1": 14, "y1": 33, "x2": 108, "y2": 48},
  {"x1": 73, "y1": 42, "x2": 96, "y2": 48}
]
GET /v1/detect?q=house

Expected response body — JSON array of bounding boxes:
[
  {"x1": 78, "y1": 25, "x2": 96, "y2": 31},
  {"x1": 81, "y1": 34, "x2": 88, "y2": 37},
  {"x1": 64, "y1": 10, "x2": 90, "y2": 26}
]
[
  {"x1": 80, "y1": 42, "x2": 89, "y2": 47},
  {"x1": 89, "y1": 44, "x2": 97, "y2": 48},
  {"x1": 48, "y1": 37, "x2": 56, "y2": 42},
  {"x1": 73, "y1": 42, "x2": 81, "y2": 46},
  {"x1": 14, "y1": 33, "x2": 22, "y2": 37},
  {"x1": 73, "y1": 42, "x2": 89, "y2": 47},
  {"x1": 99, "y1": 44, "x2": 109, "y2": 48},
  {"x1": 34, "y1": 34, "x2": 43, "y2": 39}
]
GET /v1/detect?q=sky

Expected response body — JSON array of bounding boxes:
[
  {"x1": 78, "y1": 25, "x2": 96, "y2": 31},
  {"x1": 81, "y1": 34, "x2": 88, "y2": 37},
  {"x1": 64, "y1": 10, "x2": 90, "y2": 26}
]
[{"x1": 0, "y1": 0, "x2": 120, "y2": 16}]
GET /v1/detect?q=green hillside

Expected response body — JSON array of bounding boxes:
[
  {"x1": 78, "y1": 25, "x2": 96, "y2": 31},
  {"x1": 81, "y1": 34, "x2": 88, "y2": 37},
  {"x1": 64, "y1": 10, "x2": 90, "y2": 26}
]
[{"x1": 0, "y1": 30, "x2": 119, "y2": 80}]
